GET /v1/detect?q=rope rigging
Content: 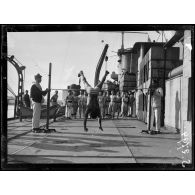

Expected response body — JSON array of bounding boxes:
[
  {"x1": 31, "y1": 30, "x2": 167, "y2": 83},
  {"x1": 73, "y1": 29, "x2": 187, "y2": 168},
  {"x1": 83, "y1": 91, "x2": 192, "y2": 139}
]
[{"x1": 7, "y1": 83, "x2": 17, "y2": 97}]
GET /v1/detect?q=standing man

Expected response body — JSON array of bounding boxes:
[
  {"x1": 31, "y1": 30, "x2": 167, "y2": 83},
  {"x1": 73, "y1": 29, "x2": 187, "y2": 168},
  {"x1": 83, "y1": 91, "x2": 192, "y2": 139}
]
[
  {"x1": 116, "y1": 91, "x2": 122, "y2": 119},
  {"x1": 128, "y1": 91, "x2": 135, "y2": 117},
  {"x1": 98, "y1": 91, "x2": 105, "y2": 119},
  {"x1": 50, "y1": 90, "x2": 58, "y2": 106},
  {"x1": 121, "y1": 92, "x2": 128, "y2": 118},
  {"x1": 23, "y1": 90, "x2": 31, "y2": 108},
  {"x1": 105, "y1": 91, "x2": 110, "y2": 118},
  {"x1": 108, "y1": 90, "x2": 117, "y2": 119},
  {"x1": 65, "y1": 90, "x2": 74, "y2": 119},
  {"x1": 78, "y1": 90, "x2": 87, "y2": 118},
  {"x1": 30, "y1": 73, "x2": 49, "y2": 133},
  {"x1": 148, "y1": 86, "x2": 163, "y2": 134}
]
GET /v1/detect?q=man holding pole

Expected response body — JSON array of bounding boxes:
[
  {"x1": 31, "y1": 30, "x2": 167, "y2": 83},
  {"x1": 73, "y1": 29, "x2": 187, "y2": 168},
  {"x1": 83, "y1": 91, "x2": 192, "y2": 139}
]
[{"x1": 30, "y1": 73, "x2": 49, "y2": 133}]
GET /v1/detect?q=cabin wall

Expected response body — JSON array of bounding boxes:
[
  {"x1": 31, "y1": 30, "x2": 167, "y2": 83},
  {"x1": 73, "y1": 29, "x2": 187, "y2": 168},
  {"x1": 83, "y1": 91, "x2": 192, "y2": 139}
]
[
  {"x1": 136, "y1": 46, "x2": 180, "y2": 124},
  {"x1": 165, "y1": 75, "x2": 182, "y2": 130}
]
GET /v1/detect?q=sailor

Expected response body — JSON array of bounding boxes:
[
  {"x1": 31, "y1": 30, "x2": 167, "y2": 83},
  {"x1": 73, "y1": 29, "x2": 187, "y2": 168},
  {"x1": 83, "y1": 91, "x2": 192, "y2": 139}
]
[
  {"x1": 149, "y1": 86, "x2": 163, "y2": 134},
  {"x1": 116, "y1": 91, "x2": 122, "y2": 119},
  {"x1": 98, "y1": 91, "x2": 105, "y2": 119},
  {"x1": 23, "y1": 90, "x2": 31, "y2": 108},
  {"x1": 128, "y1": 91, "x2": 135, "y2": 117},
  {"x1": 65, "y1": 90, "x2": 74, "y2": 119},
  {"x1": 108, "y1": 90, "x2": 117, "y2": 119},
  {"x1": 121, "y1": 92, "x2": 129, "y2": 118},
  {"x1": 105, "y1": 91, "x2": 110, "y2": 118},
  {"x1": 50, "y1": 90, "x2": 58, "y2": 106},
  {"x1": 79, "y1": 70, "x2": 109, "y2": 132},
  {"x1": 30, "y1": 73, "x2": 49, "y2": 133}
]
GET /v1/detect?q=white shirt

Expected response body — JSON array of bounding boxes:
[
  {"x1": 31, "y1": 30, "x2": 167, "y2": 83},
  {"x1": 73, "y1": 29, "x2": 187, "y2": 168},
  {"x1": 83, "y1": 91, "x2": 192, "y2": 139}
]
[
  {"x1": 110, "y1": 95, "x2": 117, "y2": 103},
  {"x1": 151, "y1": 87, "x2": 163, "y2": 108}
]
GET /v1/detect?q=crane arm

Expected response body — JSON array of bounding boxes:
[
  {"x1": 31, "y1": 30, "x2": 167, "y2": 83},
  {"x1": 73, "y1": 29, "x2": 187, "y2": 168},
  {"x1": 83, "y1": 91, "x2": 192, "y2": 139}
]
[{"x1": 94, "y1": 44, "x2": 109, "y2": 87}]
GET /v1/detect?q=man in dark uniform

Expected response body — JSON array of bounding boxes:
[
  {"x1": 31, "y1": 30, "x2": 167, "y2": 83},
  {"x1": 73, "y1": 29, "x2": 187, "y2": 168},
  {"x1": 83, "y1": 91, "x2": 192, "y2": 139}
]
[
  {"x1": 23, "y1": 90, "x2": 31, "y2": 108},
  {"x1": 79, "y1": 70, "x2": 109, "y2": 132},
  {"x1": 30, "y1": 73, "x2": 49, "y2": 133}
]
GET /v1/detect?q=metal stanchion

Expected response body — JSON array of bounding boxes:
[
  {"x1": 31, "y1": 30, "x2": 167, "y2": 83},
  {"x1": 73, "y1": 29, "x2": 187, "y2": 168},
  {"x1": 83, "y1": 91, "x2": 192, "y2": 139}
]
[{"x1": 43, "y1": 63, "x2": 56, "y2": 133}]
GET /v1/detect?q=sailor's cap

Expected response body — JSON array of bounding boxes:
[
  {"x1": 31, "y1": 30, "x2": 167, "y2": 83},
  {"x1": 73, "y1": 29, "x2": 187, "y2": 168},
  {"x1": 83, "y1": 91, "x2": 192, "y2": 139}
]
[{"x1": 34, "y1": 73, "x2": 42, "y2": 79}]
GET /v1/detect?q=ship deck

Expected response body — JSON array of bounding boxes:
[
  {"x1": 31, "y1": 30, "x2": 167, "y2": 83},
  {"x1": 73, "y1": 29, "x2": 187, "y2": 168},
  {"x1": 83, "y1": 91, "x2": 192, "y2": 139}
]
[{"x1": 6, "y1": 116, "x2": 190, "y2": 165}]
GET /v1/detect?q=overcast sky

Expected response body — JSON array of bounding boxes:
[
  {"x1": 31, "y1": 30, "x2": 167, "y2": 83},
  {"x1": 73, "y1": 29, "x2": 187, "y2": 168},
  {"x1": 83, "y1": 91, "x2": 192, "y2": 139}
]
[{"x1": 7, "y1": 31, "x2": 174, "y2": 100}]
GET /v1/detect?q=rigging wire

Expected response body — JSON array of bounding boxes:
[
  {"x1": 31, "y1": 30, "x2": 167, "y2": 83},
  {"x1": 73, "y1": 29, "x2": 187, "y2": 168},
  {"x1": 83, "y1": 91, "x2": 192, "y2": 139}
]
[
  {"x1": 8, "y1": 72, "x2": 16, "y2": 84},
  {"x1": 7, "y1": 83, "x2": 17, "y2": 97},
  {"x1": 7, "y1": 70, "x2": 18, "y2": 92},
  {"x1": 14, "y1": 57, "x2": 25, "y2": 67},
  {"x1": 15, "y1": 56, "x2": 48, "y2": 76}
]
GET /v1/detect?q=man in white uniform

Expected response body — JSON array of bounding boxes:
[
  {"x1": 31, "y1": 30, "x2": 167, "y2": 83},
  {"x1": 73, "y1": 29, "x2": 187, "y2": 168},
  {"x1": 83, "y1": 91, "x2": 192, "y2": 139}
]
[
  {"x1": 149, "y1": 87, "x2": 163, "y2": 134},
  {"x1": 128, "y1": 91, "x2": 135, "y2": 117},
  {"x1": 65, "y1": 90, "x2": 74, "y2": 119},
  {"x1": 108, "y1": 90, "x2": 117, "y2": 119}
]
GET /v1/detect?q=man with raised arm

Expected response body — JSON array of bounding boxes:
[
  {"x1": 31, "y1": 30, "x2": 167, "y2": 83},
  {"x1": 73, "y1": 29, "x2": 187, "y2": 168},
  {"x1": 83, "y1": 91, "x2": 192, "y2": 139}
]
[{"x1": 78, "y1": 70, "x2": 109, "y2": 132}]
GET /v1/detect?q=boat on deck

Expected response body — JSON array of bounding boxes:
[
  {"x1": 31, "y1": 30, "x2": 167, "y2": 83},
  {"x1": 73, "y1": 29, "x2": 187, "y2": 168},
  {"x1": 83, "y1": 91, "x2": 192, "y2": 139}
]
[{"x1": 20, "y1": 105, "x2": 65, "y2": 120}]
